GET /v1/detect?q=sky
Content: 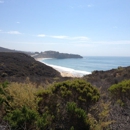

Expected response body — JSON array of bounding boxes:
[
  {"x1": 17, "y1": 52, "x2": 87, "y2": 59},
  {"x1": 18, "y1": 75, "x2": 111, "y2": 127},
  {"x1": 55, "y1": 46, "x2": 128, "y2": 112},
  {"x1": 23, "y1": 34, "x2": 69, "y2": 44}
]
[{"x1": 0, "y1": 0, "x2": 130, "y2": 56}]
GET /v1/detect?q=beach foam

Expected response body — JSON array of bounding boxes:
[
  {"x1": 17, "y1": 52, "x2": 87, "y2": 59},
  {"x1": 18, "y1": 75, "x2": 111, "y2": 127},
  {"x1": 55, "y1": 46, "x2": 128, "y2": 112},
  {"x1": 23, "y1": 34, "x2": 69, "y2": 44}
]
[
  {"x1": 36, "y1": 58, "x2": 91, "y2": 77},
  {"x1": 35, "y1": 58, "x2": 53, "y2": 61},
  {"x1": 36, "y1": 56, "x2": 130, "y2": 77},
  {"x1": 41, "y1": 61, "x2": 91, "y2": 77}
]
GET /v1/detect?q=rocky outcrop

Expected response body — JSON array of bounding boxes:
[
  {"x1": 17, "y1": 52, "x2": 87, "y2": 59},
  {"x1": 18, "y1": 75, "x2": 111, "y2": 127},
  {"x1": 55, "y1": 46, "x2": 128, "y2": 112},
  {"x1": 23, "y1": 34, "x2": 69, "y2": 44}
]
[{"x1": 32, "y1": 51, "x2": 83, "y2": 59}]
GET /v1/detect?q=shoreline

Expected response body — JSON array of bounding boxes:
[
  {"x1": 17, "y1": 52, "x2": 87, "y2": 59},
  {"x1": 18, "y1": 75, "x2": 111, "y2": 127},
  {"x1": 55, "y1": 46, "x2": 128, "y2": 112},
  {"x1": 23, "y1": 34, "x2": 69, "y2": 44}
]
[
  {"x1": 35, "y1": 58, "x2": 53, "y2": 61},
  {"x1": 35, "y1": 58, "x2": 91, "y2": 77}
]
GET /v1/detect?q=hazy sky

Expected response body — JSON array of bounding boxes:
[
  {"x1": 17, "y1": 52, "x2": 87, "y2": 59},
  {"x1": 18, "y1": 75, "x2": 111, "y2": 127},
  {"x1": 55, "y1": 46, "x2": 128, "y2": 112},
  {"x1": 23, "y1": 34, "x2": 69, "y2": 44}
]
[{"x1": 0, "y1": 0, "x2": 130, "y2": 56}]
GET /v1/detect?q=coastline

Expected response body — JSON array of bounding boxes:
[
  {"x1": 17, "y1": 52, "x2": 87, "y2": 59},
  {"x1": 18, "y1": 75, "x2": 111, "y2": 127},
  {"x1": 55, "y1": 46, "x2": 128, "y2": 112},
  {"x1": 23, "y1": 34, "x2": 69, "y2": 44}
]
[
  {"x1": 35, "y1": 58, "x2": 53, "y2": 61},
  {"x1": 35, "y1": 58, "x2": 91, "y2": 77}
]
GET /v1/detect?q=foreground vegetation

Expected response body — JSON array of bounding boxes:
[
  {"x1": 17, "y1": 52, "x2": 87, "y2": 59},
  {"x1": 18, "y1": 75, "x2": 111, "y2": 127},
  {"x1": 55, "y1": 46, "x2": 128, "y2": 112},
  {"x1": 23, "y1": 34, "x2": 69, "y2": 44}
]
[
  {"x1": 0, "y1": 79, "x2": 130, "y2": 130},
  {"x1": 108, "y1": 79, "x2": 130, "y2": 106},
  {"x1": 0, "y1": 52, "x2": 130, "y2": 130},
  {"x1": 0, "y1": 79, "x2": 111, "y2": 130}
]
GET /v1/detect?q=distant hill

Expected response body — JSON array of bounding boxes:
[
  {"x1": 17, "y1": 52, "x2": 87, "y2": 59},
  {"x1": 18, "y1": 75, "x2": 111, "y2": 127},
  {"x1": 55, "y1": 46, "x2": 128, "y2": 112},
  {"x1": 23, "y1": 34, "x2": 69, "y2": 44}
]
[
  {"x1": 0, "y1": 46, "x2": 16, "y2": 52},
  {"x1": 0, "y1": 46, "x2": 83, "y2": 59},
  {"x1": 32, "y1": 51, "x2": 83, "y2": 59},
  {"x1": 0, "y1": 52, "x2": 62, "y2": 84},
  {"x1": 0, "y1": 46, "x2": 35, "y2": 55}
]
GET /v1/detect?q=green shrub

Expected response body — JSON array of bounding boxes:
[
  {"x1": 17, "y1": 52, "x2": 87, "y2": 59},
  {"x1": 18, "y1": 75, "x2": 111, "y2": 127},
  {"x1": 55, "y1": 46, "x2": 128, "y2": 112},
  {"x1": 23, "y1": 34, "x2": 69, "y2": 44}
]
[
  {"x1": 37, "y1": 79, "x2": 100, "y2": 129},
  {"x1": 116, "y1": 99, "x2": 124, "y2": 106},
  {"x1": 0, "y1": 81, "x2": 44, "y2": 129},
  {"x1": 70, "y1": 126, "x2": 75, "y2": 130},
  {"x1": 0, "y1": 80, "x2": 106, "y2": 130},
  {"x1": 0, "y1": 81, "x2": 10, "y2": 109},
  {"x1": 4, "y1": 106, "x2": 38, "y2": 130},
  {"x1": 36, "y1": 112, "x2": 53, "y2": 130},
  {"x1": 66, "y1": 102, "x2": 90, "y2": 130},
  {"x1": 108, "y1": 79, "x2": 130, "y2": 102}
]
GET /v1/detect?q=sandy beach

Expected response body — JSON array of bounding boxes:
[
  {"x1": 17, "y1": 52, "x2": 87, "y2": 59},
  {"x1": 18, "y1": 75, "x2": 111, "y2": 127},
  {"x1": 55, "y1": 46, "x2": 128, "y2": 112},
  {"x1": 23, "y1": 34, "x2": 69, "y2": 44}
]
[
  {"x1": 35, "y1": 58, "x2": 84, "y2": 77},
  {"x1": 53, "y1": 68, "x2": 84, "y2": 77},
  {"x1": 53, "y1": 68, "x2": 83, "y2": 77}
]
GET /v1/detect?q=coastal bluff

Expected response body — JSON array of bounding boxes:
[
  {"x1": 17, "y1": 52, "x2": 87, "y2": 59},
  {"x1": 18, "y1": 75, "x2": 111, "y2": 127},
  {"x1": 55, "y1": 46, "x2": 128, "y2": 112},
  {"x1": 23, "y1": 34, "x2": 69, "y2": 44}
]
[{"x1": 32, "y1": 51, "x2": 83, "y2": 59}]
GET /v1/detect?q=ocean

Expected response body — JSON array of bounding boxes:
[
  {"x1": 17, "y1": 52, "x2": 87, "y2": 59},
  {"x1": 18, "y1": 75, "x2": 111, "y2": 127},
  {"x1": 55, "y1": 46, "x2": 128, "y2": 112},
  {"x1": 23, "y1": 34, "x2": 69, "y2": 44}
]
[{"x1": 40, "y1": 56, "x2": 130, "y2": 77}]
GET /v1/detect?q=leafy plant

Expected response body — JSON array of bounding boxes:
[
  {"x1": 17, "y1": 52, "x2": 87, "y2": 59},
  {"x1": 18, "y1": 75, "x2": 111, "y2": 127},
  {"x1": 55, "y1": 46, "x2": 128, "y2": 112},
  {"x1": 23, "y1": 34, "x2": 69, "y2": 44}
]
[
  {"x1": 0, "y1": 81, "x2": 11, "y2": 117},
  {"x1": 37, "y1": 79, "x2": 100, "y2": 129},
  {"x1": 4, "y1": 106, "x2": 38, "y2": 130},
  {"x1": 0, "y1": 81, "x2": 44, "y2": 129},
  {"x1": 66, "y1": 102, "x2": 90, "y2": 130},
  {"x1": 108, "y1": 79, "x2": 130, "y2": 103},
  {"x1": 36, "y1": 112, "x2": 53, "y2": 130}
]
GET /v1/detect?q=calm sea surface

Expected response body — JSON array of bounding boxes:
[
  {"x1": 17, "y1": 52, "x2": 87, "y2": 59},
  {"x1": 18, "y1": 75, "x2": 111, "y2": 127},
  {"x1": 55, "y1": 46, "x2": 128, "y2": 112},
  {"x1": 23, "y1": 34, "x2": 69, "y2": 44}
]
[{"x1": 41, "y1": 56, "x2": 130, "y2": 75}]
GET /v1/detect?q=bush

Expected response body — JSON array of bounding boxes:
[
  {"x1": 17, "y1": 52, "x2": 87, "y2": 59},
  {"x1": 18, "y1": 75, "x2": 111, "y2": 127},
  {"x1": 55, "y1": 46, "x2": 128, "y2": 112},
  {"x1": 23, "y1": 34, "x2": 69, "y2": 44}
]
[
  {"x1": 66, "y1": 102, "x2": 90, "y2": 129},
  {"x1": 4, "y1": 106, "x2": 38, "y2": 130},
  {"x1": 0, "y1": 81, "x2": 44, "y2": 129},
  {"x1": 1, "y1": 80, "x2": 109, "y2": 130},
  {"x1": 37, "y1": 79, "x2": 100, "y2": 129},
  {"x1": 108, "y1": 79, "x2": 130, "y2": 102},
  {"x1": 0, "y1": 81, "x2": 10, "y2": 118},
  {"x1": 6, "y1": 82, "x2": 38, "y2": 109}
]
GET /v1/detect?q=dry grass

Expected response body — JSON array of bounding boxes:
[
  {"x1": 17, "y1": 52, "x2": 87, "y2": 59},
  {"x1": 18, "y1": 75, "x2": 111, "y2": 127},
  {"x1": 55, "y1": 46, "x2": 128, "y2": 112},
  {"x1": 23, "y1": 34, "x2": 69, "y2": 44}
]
[
  {"x1": 4, "y1": 82, "x2": 44, "y2": 110},
  {"x1": 88, "y1": 99, "x2": 114, "y2": 130}
]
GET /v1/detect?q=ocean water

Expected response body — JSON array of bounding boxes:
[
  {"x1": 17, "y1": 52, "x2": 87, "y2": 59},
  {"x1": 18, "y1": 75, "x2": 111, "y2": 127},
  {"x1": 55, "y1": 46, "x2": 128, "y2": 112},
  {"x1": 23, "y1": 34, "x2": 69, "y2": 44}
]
[{"x1": 41, "y1": 56, "x2": 130, "y2": 76}]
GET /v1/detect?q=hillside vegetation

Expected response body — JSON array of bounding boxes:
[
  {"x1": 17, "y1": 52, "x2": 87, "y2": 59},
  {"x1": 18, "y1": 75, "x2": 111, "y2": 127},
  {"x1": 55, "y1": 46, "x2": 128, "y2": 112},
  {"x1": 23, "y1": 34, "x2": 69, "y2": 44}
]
[
  {"x1": 83, "y1": 68, "x2": 130, "y2": 130},
  {"x1": 0, "y1": 52, "x2": 63, "y2": 84},
  {"x1": 0, "y1": 52, "x2": 130, "y2": 129},
  {"x1": 2, "y1": 79, "x2": 129, "y2": 129},
  {"x1": 0, "y1": 79, "x2": 113, "y2": 130},
  {"x1": 0, "y1": 81, "x2": 129, "y2": 130},
  {"x1": 83, "y1": 66, "x2": 130, "y2": 90}
]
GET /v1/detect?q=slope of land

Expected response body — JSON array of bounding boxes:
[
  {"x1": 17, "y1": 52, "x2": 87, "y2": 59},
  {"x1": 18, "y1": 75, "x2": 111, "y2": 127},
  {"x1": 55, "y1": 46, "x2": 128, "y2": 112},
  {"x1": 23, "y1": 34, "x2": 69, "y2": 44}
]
[
  {"x1": 83, "y1": 66, "x2": 130, "y2": 89},
  {"x1": 0, "y1": 46, "x2": 15, "y2": 52},
  {"x1": 0, "y1": 52, "x2": 63, "y2": 84},
  {"x1": 0, "y1": 51, "x2": 130, "y2": 129},
  {"x1": 83, "y1": 67, "x2": 130, "y2": 130},
  {"x1": 0, "y1": 46, "x2": 35, "y2": 55}
]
